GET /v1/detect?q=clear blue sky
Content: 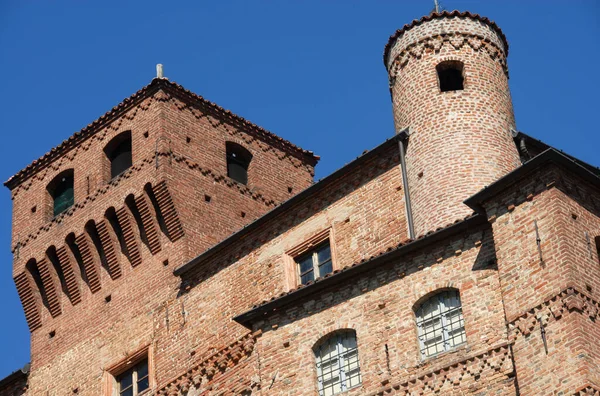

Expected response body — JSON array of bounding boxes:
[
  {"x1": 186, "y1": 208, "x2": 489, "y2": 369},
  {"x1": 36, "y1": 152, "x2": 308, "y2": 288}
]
[{"x1": 0, "y1": 0, "x2": 598, "y2": 379}]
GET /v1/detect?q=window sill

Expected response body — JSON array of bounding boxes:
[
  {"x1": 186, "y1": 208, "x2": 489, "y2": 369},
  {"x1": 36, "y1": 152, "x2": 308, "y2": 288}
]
[{"x1": 418, "y1": 342, "x2": 469, "y2": 364}]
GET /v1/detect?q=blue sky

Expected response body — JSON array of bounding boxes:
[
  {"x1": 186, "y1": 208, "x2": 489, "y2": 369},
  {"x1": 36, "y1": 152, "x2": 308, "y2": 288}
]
[{"x1": 0, "y1": 0, "x2": 598, "y2": 379}]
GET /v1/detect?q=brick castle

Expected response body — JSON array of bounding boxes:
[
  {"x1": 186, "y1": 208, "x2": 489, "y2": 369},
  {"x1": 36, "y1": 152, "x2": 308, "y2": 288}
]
[{"x1": 1, "y1": 10, "x2": 599, "y2": 396}]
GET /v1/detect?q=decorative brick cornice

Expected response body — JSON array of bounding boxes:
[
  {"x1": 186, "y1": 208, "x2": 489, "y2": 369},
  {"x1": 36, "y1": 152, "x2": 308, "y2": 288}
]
[
  {"x1": 509, "y1": 287, "x2": 599, "y2": 338},
  {"x1": 169, "y1": 152, "x2": 279, "y2": 208},
  {"x1": 574, "y1": 384, "x2": 600, "y2": 395},
  {"x1": 383, "y1": 10, "x2": 508, "y2": 66},
  {"x1": 388, "y1": 32, "x2": 508, "y2": 87},
  {"x1": 11, "y1": 157, "x2": 153, "y2": 252},
  {"x1": 156, "y1": 331, "x2": 259, "y2": 395},
  {"x1": 368, "y1": 342, "x2": 513, "y2": 395},
  {"x1": 12, "y1": 151, "x2": 277, "y2": 252},
  {"x1": 5, "y1": 78, "x2": 317, "y2": 191}
]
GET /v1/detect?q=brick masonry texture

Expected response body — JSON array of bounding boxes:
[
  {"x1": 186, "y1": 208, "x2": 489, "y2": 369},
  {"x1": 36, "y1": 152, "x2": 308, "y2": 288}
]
[
  {"x1": 386, "y1": 14, "x2": 521, "y2": 235},
  {"x1": 2, "y1": 11, "x2": 600, "y2": 396}
]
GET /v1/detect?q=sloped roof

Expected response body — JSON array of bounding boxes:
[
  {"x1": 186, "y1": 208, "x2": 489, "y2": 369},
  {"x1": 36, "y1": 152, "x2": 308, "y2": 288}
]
[
  {"x1": 383, "y1": 10, "x2": 509, "y2": 67},
  {"x1": 4, "y1": 78, "x2": 319, "y2": 190}
]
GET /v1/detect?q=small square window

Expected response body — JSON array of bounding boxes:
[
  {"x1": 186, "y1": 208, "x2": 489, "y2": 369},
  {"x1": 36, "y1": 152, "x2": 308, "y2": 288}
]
[
  {"x1": 295, "y1": 241, "x2": 333, "y2": 285},
  {"x1": 116, "y1": 359, "x2": 149, "y2": 396}
]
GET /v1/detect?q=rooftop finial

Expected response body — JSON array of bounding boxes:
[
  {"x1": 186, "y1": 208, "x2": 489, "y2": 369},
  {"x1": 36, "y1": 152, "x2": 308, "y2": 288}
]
[
  {"x1": 156, "y1": 64, "x2": 164, "y2": 79},
  {"x1": 433, "y1": 0, "x2": 441, "y2": 13}
]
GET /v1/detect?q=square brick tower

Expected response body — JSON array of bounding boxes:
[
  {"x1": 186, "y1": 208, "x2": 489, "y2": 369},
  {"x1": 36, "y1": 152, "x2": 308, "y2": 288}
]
[{"x1": 4, "y1": 77, "x2": 317, "y2": 394}]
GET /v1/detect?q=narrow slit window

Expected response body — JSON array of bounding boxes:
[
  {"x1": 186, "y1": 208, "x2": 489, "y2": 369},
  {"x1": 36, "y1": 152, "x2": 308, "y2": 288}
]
[
  {"x1": 48, "y1": 169, "x2": 74, "y2": 217},
  {"x1": 105, "y1": 132, "x2": 133, "y2": 179},
  {"x1": 226, "y1": 142, "x2": 252, "y2": 185},
  {"x1": 436, "y1": 61, "x2": 464, "y2": 92}
]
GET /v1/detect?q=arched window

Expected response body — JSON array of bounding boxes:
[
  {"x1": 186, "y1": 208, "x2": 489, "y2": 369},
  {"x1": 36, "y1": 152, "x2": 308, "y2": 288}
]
[
  {"x1": 226, "y1": 142, "x2": 252, "y2": 185},
  {"x1": 105, "y1": 131, "x2": 132, "y2": 179},
  {"x1": 314, "y1": 330, "x2": 361, "y2": 396},
  {"x1": 47, "y1": 169, "x2": 74, "y2": 217},
  {"x1": 436, "y1": 61, "x2": 464, "y2": 92},
  {"x1": 415, "y1": 289, "x2": 466, "y2": 358}
]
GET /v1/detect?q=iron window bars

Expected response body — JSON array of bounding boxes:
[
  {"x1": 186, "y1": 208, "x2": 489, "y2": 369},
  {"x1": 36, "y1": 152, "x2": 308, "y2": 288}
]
[
  {"x1": 415, "y1": 289, "x2": 466, "y2": 358},
  {"x1": 296, "y1": 242, "x2": 333, "y2": 285},
  {"x1": 117, "y1": 359, "x2": 149, "y2": 396},
  {"x1": 315, "y1": 331, "x2": 362, "y2": 396}
]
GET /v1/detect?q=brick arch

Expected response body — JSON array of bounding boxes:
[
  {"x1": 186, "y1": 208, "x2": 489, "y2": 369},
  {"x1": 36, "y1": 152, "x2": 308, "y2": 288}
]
[
  {"x1": 308, "y1": 323, "x2": 361, "y2": 350},
  {"x1": 410, "y1": 283, "x2": 461, "y2": 312}
]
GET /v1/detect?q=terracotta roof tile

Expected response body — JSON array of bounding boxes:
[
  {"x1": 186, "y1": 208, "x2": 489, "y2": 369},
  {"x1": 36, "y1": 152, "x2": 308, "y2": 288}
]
[
  {"x1": 383, "y1": 10, "x2": 509, "y2": 67},
  {"x1": 5, "y1": 78, "x2": 318, "y2": 190}
]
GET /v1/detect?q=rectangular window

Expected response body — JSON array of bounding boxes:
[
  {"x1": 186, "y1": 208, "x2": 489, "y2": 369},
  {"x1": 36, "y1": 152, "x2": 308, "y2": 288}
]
[
  {"x1": 116, "y1": 359, "x2": 149, "y2": 396},
  {"x1": 296, "y1": 241, "x2": 333, "y2": 285}
]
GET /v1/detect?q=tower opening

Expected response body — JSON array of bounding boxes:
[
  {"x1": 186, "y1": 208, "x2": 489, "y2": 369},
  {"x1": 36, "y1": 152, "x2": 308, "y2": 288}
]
[
  {"x1": 226, "y1": 142, "x2": 252, "y2": 185},
  {"x1": 436, "y1": 61, "x2": 464, "y2": 92},
  {"x1": 47, "y1": 169, "x2": 74, "y2": 217},
  {"x1": 104, "y1": 131, "x2": 132, "y2": 179}
]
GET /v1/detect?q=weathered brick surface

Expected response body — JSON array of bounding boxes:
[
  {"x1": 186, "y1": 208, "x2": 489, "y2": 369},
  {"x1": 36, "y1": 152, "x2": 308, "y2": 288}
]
[
  {"x1": 386, "y1": 15, "x2": 521, "y2": 235},
  {"x1": 3, "y1": 11, "x2": 599, "y2": 396},
  {"x1": 480, "y1": 164, "x2": 600, "y2": 394}
]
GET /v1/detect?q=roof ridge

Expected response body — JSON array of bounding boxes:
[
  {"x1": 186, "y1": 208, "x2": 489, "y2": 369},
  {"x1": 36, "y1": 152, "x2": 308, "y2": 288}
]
[
  {"x1": 5, "y1": 78, "x2": 318, "y2": 190},
  {"x1": 383, "y1": 10, "x2": 509, "y2": 67}
]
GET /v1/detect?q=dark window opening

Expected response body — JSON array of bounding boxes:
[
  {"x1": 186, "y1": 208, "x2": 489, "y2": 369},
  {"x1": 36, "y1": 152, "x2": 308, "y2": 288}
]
[
  {"x1": 116, "y1": 359, "x2": 149, "y2": 395},
  {"x1": 295, "y1": 241, "x2": 333, "y2": 285},
  {"x1": 436, "y1": 61, "x2": 464, "y2": 92},
  {"x1": 48, "y1": 169, "x2": 74, "y2": 217},
  {"x1": 595, "y1": 236, "x2": 600, "y2": 264},
  {"x1": 226, "y1": 142, "x2": 252, "y2": 185},
  {"x1": 105, "y1": 132, "x2": 133, "y2": 179}
]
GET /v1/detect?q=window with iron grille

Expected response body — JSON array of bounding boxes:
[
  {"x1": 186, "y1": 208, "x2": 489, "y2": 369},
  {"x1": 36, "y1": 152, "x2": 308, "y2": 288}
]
[
  {"x1": 415, "y1": 289, "x2": 466, "y2": 358},
  {"x1": 314, "y1": 331, "x2": 361, "y2": 396},
  {"x1": 47, "y1": 169, "x2": 74, "y2": 217},
  {"x1": 295, "y1": 241, "x2": 333, "y2": 285},
  {"x1": 116, "y1": 359, "x2": 149, "y2": 396}
]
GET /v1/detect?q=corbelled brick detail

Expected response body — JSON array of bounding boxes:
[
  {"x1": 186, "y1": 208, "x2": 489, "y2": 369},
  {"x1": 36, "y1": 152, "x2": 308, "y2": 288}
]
[
  {"x1": 368, "y1": 343, "x2": 514, "y2": 395},
  {"x1": 115, "y1": 207, "x2": 143, "y2": 268},
  {"x1": 134, "y1": 193, "x2": 162, "y2": 255},
  {"x1": 55, "y1": 246, "x2": 81, "y2": 305},
  {"x1": 95, "y1": 219, "x2": 122, "y2": 280},
  {"x1": 74, "y1": 233, "x2": 102, "y2": 294},
  {"x1": 13, "y1": 272, "x2": 42, "y2": 332},
  {"x1": 157, "y1": 332, "x2": 259, "y2": 395},
  {"x1": 36, "y1": 258, "x2": 61, "y2": 318},
  {"x1": 151, "y1": 180, "x2": 185, "y2": 242}
]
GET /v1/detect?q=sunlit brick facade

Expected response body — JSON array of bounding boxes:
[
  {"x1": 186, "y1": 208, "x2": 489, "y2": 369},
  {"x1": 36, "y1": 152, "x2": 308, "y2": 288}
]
[{"x1": 2, "y1": 10, "x2": 599, "y2": 396}]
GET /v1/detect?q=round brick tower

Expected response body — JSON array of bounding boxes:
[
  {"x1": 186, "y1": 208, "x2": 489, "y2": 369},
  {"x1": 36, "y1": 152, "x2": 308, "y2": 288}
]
[{"x1": 384, "y1": 11, "x2": 521, "y2": 235}]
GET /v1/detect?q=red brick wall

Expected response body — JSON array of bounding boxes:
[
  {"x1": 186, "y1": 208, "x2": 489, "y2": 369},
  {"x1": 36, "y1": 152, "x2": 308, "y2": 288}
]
[
  {"x1": 481, "y1": 164, "x2": 600, "y2": 394},
  {"x1": 386, "y1": 16, "x2": 521, "y2": 235},
  {"x1": 6, "y1": 85, "x2": 315, "y2": 395}
]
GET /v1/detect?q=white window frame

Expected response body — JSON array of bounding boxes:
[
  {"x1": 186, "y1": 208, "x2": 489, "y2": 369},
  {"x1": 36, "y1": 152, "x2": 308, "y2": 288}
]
[
  {"x1": 415, "y1": 289, "x2": 466, "y2": 359},
  {"x1": 315, "y1": 331, "x2": 361, "y2": 396}
]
